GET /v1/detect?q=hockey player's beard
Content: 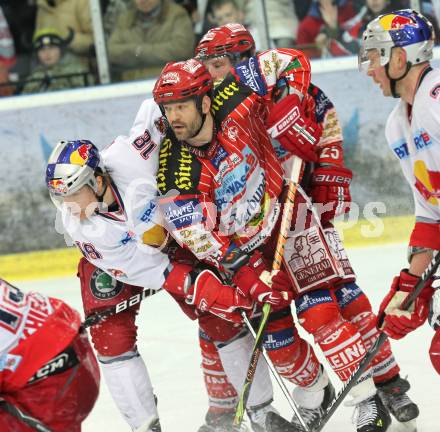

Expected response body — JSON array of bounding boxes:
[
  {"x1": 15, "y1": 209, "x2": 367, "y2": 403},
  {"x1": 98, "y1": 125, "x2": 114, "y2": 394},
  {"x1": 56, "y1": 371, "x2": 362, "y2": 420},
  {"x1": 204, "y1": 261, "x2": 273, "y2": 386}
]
[{"x1": 171, "y1": 116, "x2": 202, "y2": 142}]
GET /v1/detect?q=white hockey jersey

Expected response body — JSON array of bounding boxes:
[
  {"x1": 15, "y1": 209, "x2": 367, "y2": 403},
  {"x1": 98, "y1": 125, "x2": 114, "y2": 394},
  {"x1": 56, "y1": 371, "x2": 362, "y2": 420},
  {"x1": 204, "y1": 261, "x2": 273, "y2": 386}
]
[
  {"x1": 59, "y1": 99, "x2": 170, "y2": 289},
  {"x1": 385, "y1": 67, "x2": 440, "y2": 223}
]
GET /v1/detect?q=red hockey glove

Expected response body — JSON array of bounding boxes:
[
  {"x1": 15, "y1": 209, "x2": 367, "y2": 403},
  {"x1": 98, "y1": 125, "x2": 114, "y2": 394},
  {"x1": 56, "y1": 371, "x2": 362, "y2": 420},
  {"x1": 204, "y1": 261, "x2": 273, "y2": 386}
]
[
  {"x1": 378, "y1": 270, "x2": 434, "y2": 340},
  {"x1": 232, "y1": 251, "x2": 293, "y2": 307},
  {"x1": 190, "y1": 270, "x2": 253, "y2": 324},
  {"x1": 310, "y1": 165, "x2": 353, "y2": 223},
  {"x1": 266, "y1": 94, "x2": 321, "y2": 162}
]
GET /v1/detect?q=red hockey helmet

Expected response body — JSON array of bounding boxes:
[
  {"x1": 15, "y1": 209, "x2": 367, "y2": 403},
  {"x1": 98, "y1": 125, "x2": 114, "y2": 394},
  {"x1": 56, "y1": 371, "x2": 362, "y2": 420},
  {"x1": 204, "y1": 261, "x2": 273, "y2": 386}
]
[
  {"x1": 153, "y1": 59, "x2": 213, "y2": 104},
  {"x1": 195, "y1": 23, "x2": 255, "y2": 60}
]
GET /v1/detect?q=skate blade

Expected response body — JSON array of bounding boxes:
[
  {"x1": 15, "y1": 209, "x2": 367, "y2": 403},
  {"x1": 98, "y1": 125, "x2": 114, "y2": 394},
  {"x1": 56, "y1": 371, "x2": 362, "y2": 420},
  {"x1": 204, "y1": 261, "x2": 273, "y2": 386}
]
[
  {"x1": 397, "y1": 419, "x2": 417, "y2": 432},
  {"x1": 265, "y1": 411, "x2": 306, "y2": 432}
]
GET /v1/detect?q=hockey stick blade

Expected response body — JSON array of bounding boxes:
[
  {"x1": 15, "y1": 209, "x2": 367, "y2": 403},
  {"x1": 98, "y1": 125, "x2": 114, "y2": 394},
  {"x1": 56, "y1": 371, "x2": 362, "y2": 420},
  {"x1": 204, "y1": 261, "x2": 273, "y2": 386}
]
[
  {"x1": 83, "y1": 287, "x2": 162, "y2": 328},
  {"x1": 265, "y1": 411, "x2": 304, "y2": 432}
]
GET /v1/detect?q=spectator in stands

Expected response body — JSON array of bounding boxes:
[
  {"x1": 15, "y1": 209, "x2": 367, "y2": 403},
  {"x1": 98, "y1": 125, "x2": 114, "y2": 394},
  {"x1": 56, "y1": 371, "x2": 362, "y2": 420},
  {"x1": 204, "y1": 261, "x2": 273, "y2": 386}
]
[
  {"x1": 294, "y1": 0, "x2": 313, "y2": 21},
  {"x1": 0, "y1": 5, "x2": 16, "y2": 96},
  {"x1": 35, "y1": 0, "x2": 94, "y2": 65},
  {"x1": 107, "y1": 0, "x2": 195, "y2": 81},
  {"x1": 101, "y1": 0, "x2": 130, "y2": 37},
  {"x1": 208, "y1": 0, "x2": 245, "y2": 26},
  {"x1": 21, "y1": 28, "x2": 94, "y2": 94},
  {"x1": 244, "y1": 0, "x2": 299, "y2": 47},
  {"x1": 0, "y1": 0, "x2": 36, "y2": 79},
  {"x1": 296, "y1": 0, "x2": 356, "y2": 58},
  {"x1": 317, "y1": 0, "x2": 399, "y2": 57}
]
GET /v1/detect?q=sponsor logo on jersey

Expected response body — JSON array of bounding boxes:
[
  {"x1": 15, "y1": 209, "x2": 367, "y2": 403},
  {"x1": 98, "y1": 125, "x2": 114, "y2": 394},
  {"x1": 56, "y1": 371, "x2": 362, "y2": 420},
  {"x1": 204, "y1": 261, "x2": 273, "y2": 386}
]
[
  {"x1": 391, "y1": 138, "x2": 410, "y2": 159},
  {"x1": 28, "y1": 346, "x2": 79, "y2": 383},
  {"x1": 235, "y1": 57, "x2": 265, "y2": 95},
  {"x1": 214, "y1": 152, "x2": 242, "y2": 184},
  {"x1": 90, "y1": 268, "x2": 124, "y2": 299},
  {"x1": 211, "y1": 75, "x2": 253, "y2": 125},
  {"x1": 263, "y1": 328, "x2": 295, "y2": 351},
  {"x1": 392, "y1": 129, "x2": 433, "y2": 160},
  {"x1": 174, "y1": 146, "x2": 193, "y2": 191},
  {"x1": 295, "y1": 290, "x2": 333, "y2": 315},
  {"x1": 139, "y1": 201, "x2": 156, "y2": 223},
  {"x1": 211, "y1": 81, "x2": 241, "y2": 112},
  {"x1": 162, "y1": 198, "x2": 203, "y2": 229},
  {"x1": 413, "y1": 128, "x2": 433, "y2": 151},
  {"x1": 211, "y1": 145, "x2": 229, "y2": 170},
  {"x1": 120, "y1": 230, "x2": 135, "y2": 245},
  {"x1": 154, "y1": 116, "x2": 168, "y2": 135},
  {"x1": 335, "y1": 283, "x2": 362, "y2": 309}
]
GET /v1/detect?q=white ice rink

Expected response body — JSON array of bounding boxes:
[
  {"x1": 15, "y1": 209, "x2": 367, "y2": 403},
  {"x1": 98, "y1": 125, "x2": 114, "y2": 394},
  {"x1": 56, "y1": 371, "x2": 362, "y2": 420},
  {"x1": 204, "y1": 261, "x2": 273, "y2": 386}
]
[{"x1": 15, "y1": 243, "x2": 440, "y2": 432}]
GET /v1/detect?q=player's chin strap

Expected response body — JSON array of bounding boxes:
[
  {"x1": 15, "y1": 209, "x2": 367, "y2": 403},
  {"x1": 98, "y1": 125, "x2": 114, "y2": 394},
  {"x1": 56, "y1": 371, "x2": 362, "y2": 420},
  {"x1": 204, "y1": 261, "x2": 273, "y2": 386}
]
[
  {"x1": 190, "y1": 94, "x2": 210, "y2": 139},
  {"x1": 385, "y1": 61, "x2": 412, "y2": 98}
]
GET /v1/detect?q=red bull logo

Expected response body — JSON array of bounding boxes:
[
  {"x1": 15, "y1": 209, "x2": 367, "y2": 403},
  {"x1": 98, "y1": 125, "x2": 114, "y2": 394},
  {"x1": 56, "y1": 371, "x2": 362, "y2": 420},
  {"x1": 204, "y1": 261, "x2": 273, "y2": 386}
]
[
  {"x1": 379, "y1": 14, "x2": 417, "y2": 31},
  {"x1": 48, "y1": 179, "x2": 67, "y2": 195},
  {"x1": 69, "y1": 143, "x2": 90, "y2": 166}
]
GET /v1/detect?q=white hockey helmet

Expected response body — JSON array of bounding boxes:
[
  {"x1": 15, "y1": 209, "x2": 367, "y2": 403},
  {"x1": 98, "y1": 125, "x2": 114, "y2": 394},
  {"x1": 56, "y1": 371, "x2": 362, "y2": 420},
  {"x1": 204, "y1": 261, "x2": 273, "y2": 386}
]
[
  {"x1": 359, "y1": 9, "x2": 434, "y2": 73},
  {"x1": 45, "y1": 140, "x2": 104, "y2": 205}
]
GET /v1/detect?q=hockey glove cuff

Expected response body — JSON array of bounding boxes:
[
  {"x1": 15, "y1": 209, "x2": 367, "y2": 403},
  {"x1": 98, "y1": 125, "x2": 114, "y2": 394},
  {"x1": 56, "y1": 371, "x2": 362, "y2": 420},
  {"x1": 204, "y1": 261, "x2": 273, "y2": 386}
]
[
  {"x1": 379, "y1": 269, "x2": 434, "y2": 339},
  {"x1": 310, "y1": 165, "x2": 352, "y2": 223}
]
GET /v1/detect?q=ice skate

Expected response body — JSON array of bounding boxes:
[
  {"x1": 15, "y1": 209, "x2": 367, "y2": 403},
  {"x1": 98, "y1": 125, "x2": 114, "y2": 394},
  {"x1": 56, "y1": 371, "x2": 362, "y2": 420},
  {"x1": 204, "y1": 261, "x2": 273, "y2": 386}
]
[
  {"x1": 353, "y1": 394, "x2": 391, "y2": 432},
  {"x1": 247, "y1": 402, "x2": 290, "y2": 432},
  {"x1": 289, "y1": 367, "x2": 335, "y2": 431},
  {"x1": 197, "y1": 410, "x2": 250, "y2": 431},
  {"x1": 377, "y1": 376, "x2": 419, "y2": 424}
]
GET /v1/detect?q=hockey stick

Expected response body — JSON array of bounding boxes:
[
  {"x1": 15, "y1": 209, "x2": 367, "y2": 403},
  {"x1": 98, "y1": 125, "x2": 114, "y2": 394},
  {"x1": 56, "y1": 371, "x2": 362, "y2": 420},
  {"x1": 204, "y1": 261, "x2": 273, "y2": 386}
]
[
  {"x1": 0, "y1": 399, "x2": 52, "y2": 432},
  {"x1": 242, "y1": 312, "x2": 310, "y2": 431},
  {"x1": 280, "y1": 249, "x2": 440, "y2": 432},
  {"x1": 233, "y1": 156, "x2": 304, "y2": 427},
  {"x1": 83, "y1": 287, "x2": 162, "y2": 328}
]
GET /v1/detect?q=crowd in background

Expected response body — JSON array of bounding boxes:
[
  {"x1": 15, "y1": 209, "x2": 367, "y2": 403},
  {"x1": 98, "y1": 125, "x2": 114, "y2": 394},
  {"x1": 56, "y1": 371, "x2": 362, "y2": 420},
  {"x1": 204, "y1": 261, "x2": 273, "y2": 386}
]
[{"x1": 0, "y1": 0, "x2": 438, "y2": 97}]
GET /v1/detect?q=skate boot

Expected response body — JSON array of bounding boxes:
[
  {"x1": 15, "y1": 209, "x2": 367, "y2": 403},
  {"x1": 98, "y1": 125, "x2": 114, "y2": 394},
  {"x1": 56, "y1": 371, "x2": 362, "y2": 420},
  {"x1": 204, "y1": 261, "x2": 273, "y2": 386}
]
[
  {"x1": 197, "y1": 410, "x2": 250, "y2": 431},
  {"x1": 353, "y1": 394, "x2": 391, "y2": 432},
  {"x1": 377, "y1": 375, "x2": 419, "y2": 422},
  {"x1": 247, "y1": 401, "x2": 290, "y2": 432},
  {"x1": 289, "y1": 381, "x2": 335, "y2": 431},
  {"x1": 290, "y1": 367, "x2": 335, "y2": 431}
]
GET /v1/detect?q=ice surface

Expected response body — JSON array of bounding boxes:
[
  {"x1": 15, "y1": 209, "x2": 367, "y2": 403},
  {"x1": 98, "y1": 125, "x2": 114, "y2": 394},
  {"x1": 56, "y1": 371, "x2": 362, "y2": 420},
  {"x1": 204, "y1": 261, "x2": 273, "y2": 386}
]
[{"x1": 16, "y1": 243, "x2": 440, "y2": 431}]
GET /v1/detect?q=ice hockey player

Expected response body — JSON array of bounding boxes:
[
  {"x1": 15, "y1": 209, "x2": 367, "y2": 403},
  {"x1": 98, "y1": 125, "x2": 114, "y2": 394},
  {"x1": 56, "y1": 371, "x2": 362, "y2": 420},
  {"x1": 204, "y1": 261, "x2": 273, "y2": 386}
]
[
  {"x1": 152, "y1": 49, "x2": 342, "y2": 428},
  {"x1": 196, "y1": 23, "x2": 420, "y2": 432},
  {"x1": 46, "y1": 132, "x2": 284, "y2": 431},
  {"x1": 46, "y1": 136, "x2": 171, "y2": 431},
  {"x1": 154, "y1": 25, "x2": 417, "y2": 430},
  {"x1": 0, "y1": 278, "x2": 99, "y2": 431},
  {"x1": 359, "y1": 9, "x2": 440, "y2": 375}
]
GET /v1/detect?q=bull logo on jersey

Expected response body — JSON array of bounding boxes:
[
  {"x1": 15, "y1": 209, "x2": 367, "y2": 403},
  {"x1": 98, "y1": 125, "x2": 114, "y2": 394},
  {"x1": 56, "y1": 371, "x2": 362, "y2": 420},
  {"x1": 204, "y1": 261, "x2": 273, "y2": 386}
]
[
  {"x1": 90, "y1": 268, "x2": 124, "y2": 300},
  {"x1": 414, "y1": 160, "x2": 440, "y2": 205}
]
